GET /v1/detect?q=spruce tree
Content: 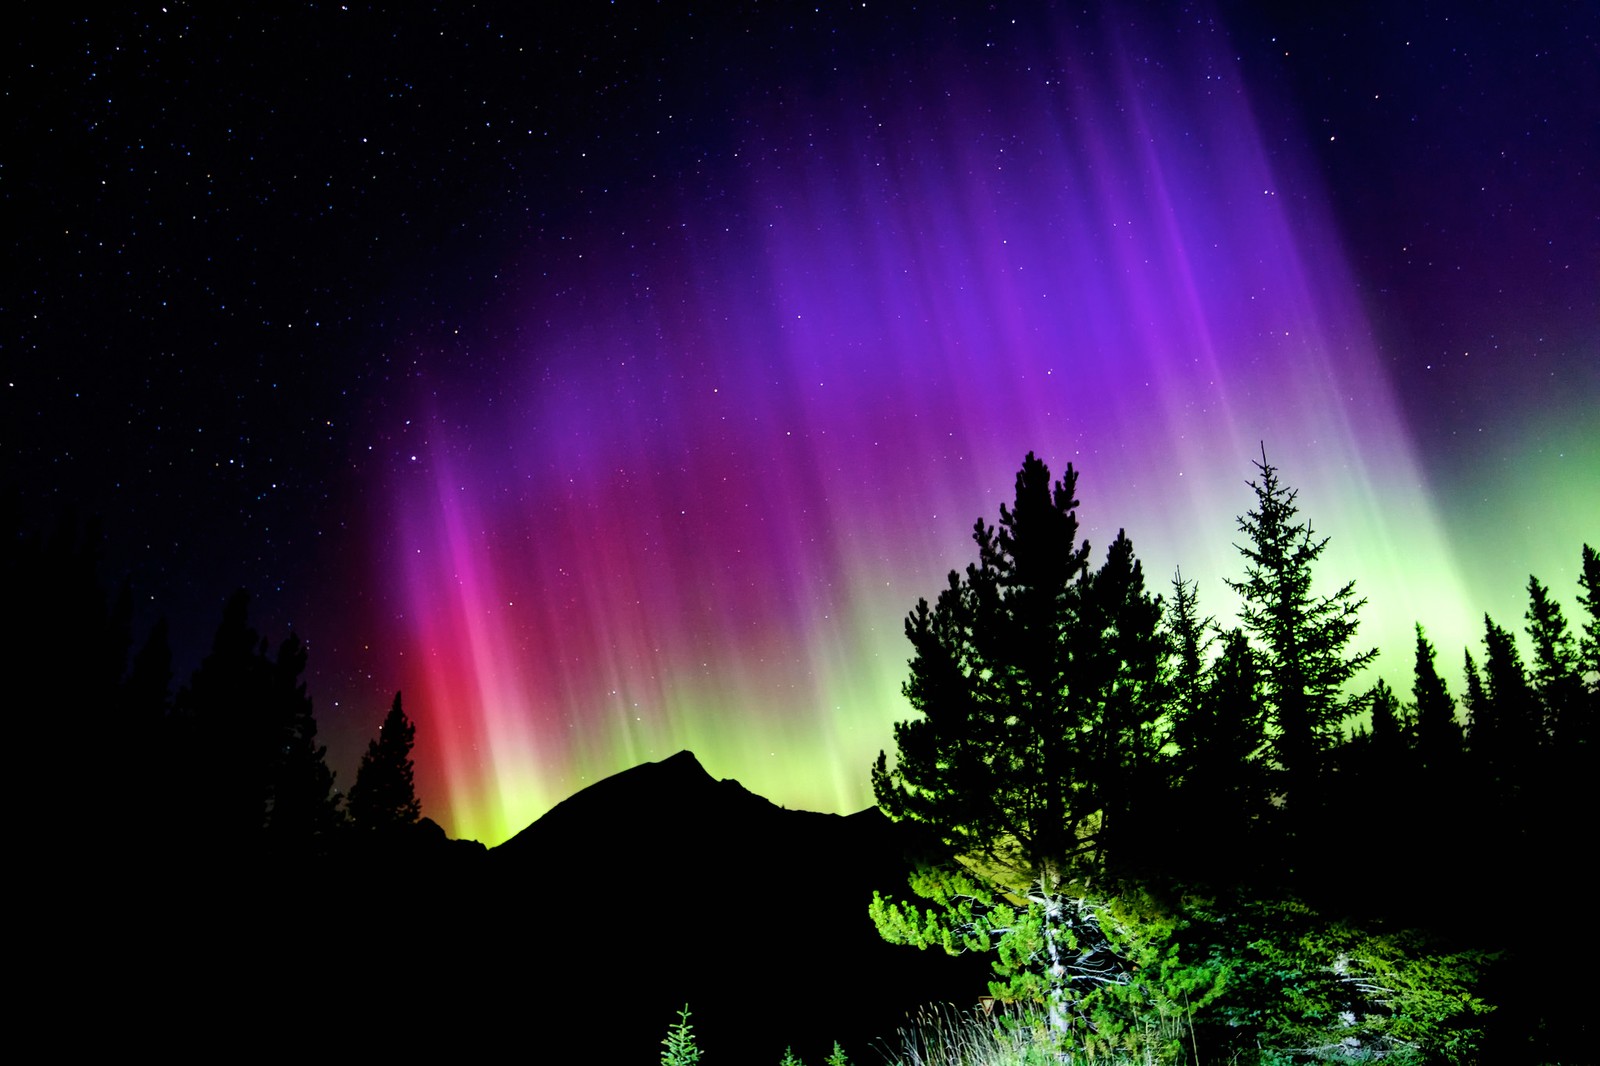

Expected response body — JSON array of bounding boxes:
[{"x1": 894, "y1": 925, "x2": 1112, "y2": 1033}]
[
  {"x1": 1473, "y1": 615, "x2": 1538, "y2": 794},
  {"x1": 1572, "y1": 545, "x2": 1599, "y2": 749},
  {"x1": 1366, "y1": 679, "x2": 1404, "y2": 760},
  {"x1": 1524, "y1": 575, "x2": 1585, "y2": 745},
  {"x1": 1165, "y1": 568, "x2": 1213, "y2": 717},
  {"x1": 1409, "y1": 624, "x2": 1460, "y2": 772},
  {"x1": 1578, "y1": 544, "x2": 1600, "y2": 688},
  {"x1": 349, "y1": 691, "x2": 422, "y2": 833},
  {"x1": 1461, "y1": 650, "x2": 1486, "y2": 734},
  {"x1": 1224, "y1": 447, "x2": 1376, "y2": 807},
  {"x1": 660, "y1": 1005, "x2": 701, "y2": 1066}
]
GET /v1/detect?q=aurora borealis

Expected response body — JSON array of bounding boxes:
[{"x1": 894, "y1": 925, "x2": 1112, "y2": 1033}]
[{"x1": 11, "y1": 3, "x2": 1596, "y2": 845}]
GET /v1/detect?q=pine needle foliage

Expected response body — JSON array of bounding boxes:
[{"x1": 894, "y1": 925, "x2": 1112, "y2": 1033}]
[{"x1": 661, "y1": 1004, "x2": 702, "y2": 1066}]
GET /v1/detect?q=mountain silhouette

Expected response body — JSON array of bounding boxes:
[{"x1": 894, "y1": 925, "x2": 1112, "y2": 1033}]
[
  {"x1": 83, "y1": 751, "x2": 980, "y2": 1059},
  {"x1": 482, "y1": 750, "x2": 985, "y2": 1061}
]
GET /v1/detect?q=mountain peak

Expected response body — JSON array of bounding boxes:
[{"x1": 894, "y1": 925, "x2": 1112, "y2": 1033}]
[
  {"x1": 492, "y1": 749, "x2": 744, "y2": 854},
  {"x1": 653, "y1": 748, "x2": 713, "y2": 778}
]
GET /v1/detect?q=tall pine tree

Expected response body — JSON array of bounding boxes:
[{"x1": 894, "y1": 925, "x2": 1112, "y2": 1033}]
[
  {"x1": 873, "y1": 453, "x2": 1092, "y2": 878},
  {"x1": 872, "y1": 453, "x2": 1166, "y2": 882},
  {"x1": 870, "y1": 454, "x2": 1168, "y2": 1043},
  {"x1": 1225, "y1": 447, "x2": 1375, "y2": 809}
]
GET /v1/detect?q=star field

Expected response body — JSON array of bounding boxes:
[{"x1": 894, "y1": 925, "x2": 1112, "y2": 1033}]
[{"x1": 8, "y1": 2, "x2": 1596, "y2": 843}]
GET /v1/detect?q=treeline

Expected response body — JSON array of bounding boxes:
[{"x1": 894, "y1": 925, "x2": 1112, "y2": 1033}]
[
  {"x1": 8, "y1": 506, "x2": 431, "y2": 866},
  {"x1": 872, "y1": 450, "x2": 1596, "y2": 1063}
]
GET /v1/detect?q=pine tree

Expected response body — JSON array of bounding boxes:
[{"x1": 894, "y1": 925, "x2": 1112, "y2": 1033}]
[
  {"x1": 1473, "y1": 615, "x2": 1538, "y2": 793},
  {"x1": 1572, "y1": 545, "x2": 1599, "y2": 749},
  {"x1": 349, "y1": 691, "x2": 422, "y2": 833},
  {"x1": 1166, "y1": 568, "x2": 1214, "y2": 718},
  {"x1": 1366, "y1": 679, "x2": 1404, "y2": 758},
  {"x1": 173, "y1": 591, "x2": 341, "y2": 847},
  {"x1": 1525, "y1": 575, "x2": 1585, "y2": 745},
  {"x1": 872, "y1": 453, "x2": 1165, "y2": 882},
  {"x1": 1409, "y1": 624, "x2": 1460, "y2": 772},
  {"x1": 1224, "y1": 446, "x2": 1376, "y2": 807},
  {"x1": 1579, "y1": 544, "x2": 1600, "y2": 688},
  {"x1": 1461, "y1": 649, "x2": 1486, "y2": 742},
  {"x1": 871, "y1": 454, "x2": 1169, "y2": 1043}
]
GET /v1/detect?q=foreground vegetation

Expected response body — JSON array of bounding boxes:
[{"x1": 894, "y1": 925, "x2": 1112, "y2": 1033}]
[{"x1": 866, "y1": 450, "x2": 1594, "y2": 1064}]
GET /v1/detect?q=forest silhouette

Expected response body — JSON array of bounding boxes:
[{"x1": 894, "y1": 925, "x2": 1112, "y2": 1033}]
[{"x1": 7, "y1": 448, "x2": 1594, "y2": 1063}]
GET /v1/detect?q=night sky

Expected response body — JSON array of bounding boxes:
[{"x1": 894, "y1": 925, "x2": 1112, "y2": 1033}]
[{"x1": 10, "y1": 2, "x2": 1596, "y2": 844}]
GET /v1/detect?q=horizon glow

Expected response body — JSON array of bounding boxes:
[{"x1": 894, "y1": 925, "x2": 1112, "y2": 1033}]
[{"x1": 375, "y1": 14, "x2": 1593, "y2": 845}]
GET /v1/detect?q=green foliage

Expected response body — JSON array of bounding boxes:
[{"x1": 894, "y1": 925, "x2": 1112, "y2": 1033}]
[
  {"x1": 778, "y1": 1048, "x2": 804, "y2": 1066},
  {"x1": 865, "y1": 449, "x2": 1534, "y2": 1063},
  {"x1": 661, "y1": 1005, "x2": 701, "y2": 1066},
  {"x1": 872, "y1": 864, "x2": 1214, "y2": 1053},
  {"x1": 1162, "y1": 895, "x2": 1496, "y2": 1064}
]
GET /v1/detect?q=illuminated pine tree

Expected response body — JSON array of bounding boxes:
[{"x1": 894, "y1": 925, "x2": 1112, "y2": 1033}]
[{"x1": 871, "y1": 454, "x2": 1168, "y2": 1045}]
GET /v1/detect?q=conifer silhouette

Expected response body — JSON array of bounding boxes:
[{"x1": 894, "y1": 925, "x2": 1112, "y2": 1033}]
[
  {"x1": 172, "y1": 591, "x2": 341, "y2": 846},
  {"x1": 349, "y1": 692, "x2": 422, "y2": 832},
  {"x1": 1409, "y1": 624, "x2": 1460, "y2": 773},
  {"x1": 1225, "y1": 446, "x2": 1376, "y2": 807}
]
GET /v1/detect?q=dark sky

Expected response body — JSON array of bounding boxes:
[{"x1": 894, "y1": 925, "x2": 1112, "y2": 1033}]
[{"x1": 8, "y1": 1, "x2": 1596, "y2": 840}]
